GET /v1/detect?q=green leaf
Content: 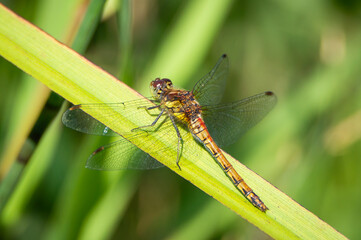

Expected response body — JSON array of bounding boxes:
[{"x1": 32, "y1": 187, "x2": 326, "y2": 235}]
[{"x1": 0, "y1": 4, "x2": 347, "y2": 239}]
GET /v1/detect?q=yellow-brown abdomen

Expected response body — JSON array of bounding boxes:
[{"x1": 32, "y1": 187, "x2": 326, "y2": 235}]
[{"x1": 189, "y1": 117, "x2": 268, "y2": 212}]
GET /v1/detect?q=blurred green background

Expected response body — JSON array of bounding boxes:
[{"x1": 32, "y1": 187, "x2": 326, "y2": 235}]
[{"x1": 1, "y1": 0, "x2": 361, "y2": 239}]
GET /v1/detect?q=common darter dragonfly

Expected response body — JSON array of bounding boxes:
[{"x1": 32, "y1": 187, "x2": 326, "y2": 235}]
[{"x1": 62, "y1": 54, "x2": 277, "y2": 211}]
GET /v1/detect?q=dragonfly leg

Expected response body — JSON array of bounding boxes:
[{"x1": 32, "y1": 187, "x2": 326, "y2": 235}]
[
  {"x1": 131, "y1": 109, "x2": 165, "y2": 132},
  {"x1": 137, "y1": 104, "x2": 161, "y2": 116},
  {"x1": 169, "y1": 115, "x2": 183, "y2": 170},
  {"x1": 146, "y1": 105, "x2": 159, "y2": 110}
]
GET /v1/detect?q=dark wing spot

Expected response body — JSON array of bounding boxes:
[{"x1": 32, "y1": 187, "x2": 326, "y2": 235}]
[
  {"x1": 69, "y1": 104, "x2": 82, "y2": 110},
  {"x1": 93, "y1": 146, "x2": 105, "y2": 155}
]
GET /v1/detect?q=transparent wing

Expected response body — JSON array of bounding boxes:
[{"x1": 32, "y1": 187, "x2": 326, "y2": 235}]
[
  {"x1": 86, "y1": 138, "x2": 164, "y2": 170},
  {"x1": 192, "y1": 54, "x2": 229, "y2": 106},
  {"x1": 62, "y1": 98, "x2": 156, "y2": 137},
  {"x1": 62, "y1": 106, "x2": 118, "y2": 136},
  {"x1": 63, "y1": 100, "x2": 194, "y2": 170},
  {"x1": 85, "y1": 117, "x2": 194, "y2": 170},
  {"x1": 202, "y1": 91, "x2": 277, "y2": 148}
]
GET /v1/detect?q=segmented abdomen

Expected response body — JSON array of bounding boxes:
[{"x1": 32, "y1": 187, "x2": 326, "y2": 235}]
[{"x1": 189, "y1": 117, "x2": 268, "y2": 212}]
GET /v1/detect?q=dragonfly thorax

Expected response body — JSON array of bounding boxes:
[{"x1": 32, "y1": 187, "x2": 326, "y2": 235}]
[{"x1": 150, "y1": 78, "x2": 173, "y2": 99}]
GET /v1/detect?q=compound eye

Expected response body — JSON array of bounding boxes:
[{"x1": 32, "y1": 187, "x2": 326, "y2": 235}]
[
  {"x1": 151, "y1": 78, "x2": 162, "y2": 89},
  {"x1": 161, "y1": 78, "x2": 173, "y2": 88}
]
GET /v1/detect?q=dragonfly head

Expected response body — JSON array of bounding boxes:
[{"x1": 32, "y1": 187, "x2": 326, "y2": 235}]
[{"x1": 150, "y1": 78, "x2": 173, "y2": 99}]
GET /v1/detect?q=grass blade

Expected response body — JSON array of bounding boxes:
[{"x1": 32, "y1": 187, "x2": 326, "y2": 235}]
[{"x1": 0, "y1": 4, "x2": 347, "y2": 239}]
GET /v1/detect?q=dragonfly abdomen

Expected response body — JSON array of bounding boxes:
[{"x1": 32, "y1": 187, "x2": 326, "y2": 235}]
[{"x1": 189, "y1": 117, "x2": 268, "y2": 212}]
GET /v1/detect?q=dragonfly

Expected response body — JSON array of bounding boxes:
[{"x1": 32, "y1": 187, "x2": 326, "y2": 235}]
[{"x1": 62, "y1": 54, "x2": 277, "y2": 212}]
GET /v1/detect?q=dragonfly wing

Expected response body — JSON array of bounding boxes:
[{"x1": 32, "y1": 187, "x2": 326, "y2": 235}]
[
  {"x1": 62, "y1": 106, "x2": 119, "y2": 136},
  {"x1": 86, "y1": 138, "x2": 164, "y2": 170},
  {"x1": 63, "y1": 99, "x2": 196, "y2": 169},
  {"x1": 62, "y1": 99, "x2": 156, "y2": 137},
  {"x1": 86, "y1": 115, "x2": 194, "y2": 170},
  {"x1": 192, "y1": 54, "x2": 229, "y2": 106},
  {"x1": 202, "y1": 91, "x2": 277, "y2": 148}
]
